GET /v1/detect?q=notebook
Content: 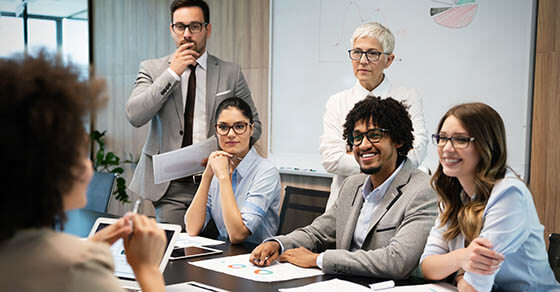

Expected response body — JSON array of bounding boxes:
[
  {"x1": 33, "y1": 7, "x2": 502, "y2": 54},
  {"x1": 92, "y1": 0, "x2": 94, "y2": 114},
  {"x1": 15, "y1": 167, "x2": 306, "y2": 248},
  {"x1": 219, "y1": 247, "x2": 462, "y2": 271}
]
[{"x1": 88, "y1": 217, "x2": 181, "y2": 290}]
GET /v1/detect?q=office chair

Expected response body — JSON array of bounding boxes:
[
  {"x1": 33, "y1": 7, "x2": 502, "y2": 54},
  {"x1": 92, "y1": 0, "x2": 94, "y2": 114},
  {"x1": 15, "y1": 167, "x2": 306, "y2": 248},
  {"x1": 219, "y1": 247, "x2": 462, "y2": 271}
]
[
  {"x1": 549, "y1": 233, "x2": 560, "y2": 281},
  {"x1": 84, "y1": 171, "x2": 116, "y2": 213},
  {"x1": 277, "y1": 186, "x2": 330, "y2": 235}
]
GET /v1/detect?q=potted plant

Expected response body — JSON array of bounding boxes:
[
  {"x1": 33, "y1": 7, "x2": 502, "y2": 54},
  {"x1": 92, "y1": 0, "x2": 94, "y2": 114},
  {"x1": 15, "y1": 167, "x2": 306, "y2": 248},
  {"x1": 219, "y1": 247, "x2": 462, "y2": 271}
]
[{"x1": 90, "y1": 130, "x2": 135, "y2": 204}]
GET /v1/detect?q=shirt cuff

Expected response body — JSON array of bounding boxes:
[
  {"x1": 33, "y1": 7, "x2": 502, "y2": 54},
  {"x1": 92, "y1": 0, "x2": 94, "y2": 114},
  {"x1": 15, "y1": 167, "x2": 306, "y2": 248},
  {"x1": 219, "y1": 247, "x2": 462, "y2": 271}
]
[
  {"x1": 316, "y1": 252, "x2": 325, "y2": 269},
  {"x1": 463, "y1": 272, "x2": 493, "y2": 292},
  {"x1": 166, "y1": 67, "x2": 181, "y2": 81}
]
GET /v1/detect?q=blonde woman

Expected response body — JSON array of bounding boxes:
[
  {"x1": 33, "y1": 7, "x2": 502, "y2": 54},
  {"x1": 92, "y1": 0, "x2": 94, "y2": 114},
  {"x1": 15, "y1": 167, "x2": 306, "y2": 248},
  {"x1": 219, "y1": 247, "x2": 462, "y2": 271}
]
[{"x1": 420, "y1": 103, "x2": 560, "y2": 291}]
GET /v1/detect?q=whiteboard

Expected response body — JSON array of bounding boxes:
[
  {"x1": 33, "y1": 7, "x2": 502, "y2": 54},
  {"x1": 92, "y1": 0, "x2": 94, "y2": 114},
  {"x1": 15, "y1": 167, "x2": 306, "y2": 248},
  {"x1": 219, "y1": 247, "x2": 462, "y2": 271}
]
[{"x1": 268, "y1": 0, "x2": 536, "y2": 179}]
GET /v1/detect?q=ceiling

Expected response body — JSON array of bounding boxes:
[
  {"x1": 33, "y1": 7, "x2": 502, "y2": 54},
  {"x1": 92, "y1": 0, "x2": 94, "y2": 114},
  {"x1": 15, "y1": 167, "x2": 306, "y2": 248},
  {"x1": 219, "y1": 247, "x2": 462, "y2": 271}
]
[{"x1": 0, "y1": 0, "x2": 87, "y2": 18}]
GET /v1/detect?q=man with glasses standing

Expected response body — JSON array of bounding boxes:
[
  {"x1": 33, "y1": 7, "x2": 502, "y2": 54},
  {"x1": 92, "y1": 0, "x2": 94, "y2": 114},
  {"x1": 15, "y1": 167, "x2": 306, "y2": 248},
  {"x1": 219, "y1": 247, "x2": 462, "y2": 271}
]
[
  {"x1": 251, "y1": 96, "x2": 437, "y2": 279},
  {"x1": 320, "y1": 22, "x2": 428, "y2": 209},
  {"x1": 126, "y1": 0, "x2": 261, "y2": 229}
]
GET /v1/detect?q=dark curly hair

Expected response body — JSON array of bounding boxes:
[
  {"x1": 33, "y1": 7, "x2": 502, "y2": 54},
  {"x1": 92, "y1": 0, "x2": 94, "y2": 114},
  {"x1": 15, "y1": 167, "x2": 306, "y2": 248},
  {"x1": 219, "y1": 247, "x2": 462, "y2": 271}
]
[
  {"x1": 0, "y1": 52, "x2": 104, "y2": 242},
  {"x1": 342, "y1": 96, "x2": 414, "y2": 164}
]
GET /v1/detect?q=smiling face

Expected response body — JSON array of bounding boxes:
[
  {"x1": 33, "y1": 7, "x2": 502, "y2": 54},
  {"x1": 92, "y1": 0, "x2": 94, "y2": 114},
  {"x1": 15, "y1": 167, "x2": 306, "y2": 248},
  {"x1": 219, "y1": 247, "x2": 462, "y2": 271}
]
[
  {"x1": 216, "y1": 107, "x2": 253, "y2": 158},
  {"x1": 437, "y1": 115, "x2": 480, "y2": 195},
  {"x1": 170, "y1": 6, "x2": 211, "y2": 54},
  {"x1": 352, "y1": 118, "x2": 400, "y2": 184},
  {"x1": 351, "y1": 37, "x2": 394, "y2": 91}
]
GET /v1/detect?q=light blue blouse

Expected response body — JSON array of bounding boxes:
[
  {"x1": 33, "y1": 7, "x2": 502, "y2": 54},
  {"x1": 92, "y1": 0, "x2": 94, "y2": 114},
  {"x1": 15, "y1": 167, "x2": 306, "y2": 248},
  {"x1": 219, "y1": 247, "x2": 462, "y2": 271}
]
[
  {"x1": 420, "y1": 170, "x2": 560, "y2": 291},
  {"x1": 204, "y1": 147, "x2": 281, "y2": 244}
]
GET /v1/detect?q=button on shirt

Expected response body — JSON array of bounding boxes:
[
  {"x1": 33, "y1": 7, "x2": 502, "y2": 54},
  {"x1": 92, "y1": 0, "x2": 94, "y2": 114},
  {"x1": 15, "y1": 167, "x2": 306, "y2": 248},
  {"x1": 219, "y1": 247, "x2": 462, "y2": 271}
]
[
  {"x1": 204, "y1": 148, "x2": 282, "y2": 244},
  {"x1": 166, "y1": 51, "x2": 208, "y2": 144},
  {"x1": 316, "y1": 160, "x2": 405, "y2": 268}
]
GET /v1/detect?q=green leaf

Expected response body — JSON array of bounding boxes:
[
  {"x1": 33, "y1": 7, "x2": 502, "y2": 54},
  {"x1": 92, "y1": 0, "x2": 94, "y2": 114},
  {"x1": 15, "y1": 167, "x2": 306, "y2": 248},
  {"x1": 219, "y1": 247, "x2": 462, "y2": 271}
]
[
  {"x1": 111, "y1": 167, "x2": 124, "y2": 174},
  {"x1": 105, "y1": 152, "x2": 120, "y2": 165}
]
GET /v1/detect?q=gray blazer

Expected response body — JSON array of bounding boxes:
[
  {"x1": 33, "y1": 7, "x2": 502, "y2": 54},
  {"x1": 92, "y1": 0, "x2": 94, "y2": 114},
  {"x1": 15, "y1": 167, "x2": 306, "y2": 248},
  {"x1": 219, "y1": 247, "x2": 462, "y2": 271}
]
[
  {"x1": 275, "y1": 159, "x2": 437, "y2": 279},
  {"x1": 126, "y1": 54, "x2": 261, "y2": 202}
]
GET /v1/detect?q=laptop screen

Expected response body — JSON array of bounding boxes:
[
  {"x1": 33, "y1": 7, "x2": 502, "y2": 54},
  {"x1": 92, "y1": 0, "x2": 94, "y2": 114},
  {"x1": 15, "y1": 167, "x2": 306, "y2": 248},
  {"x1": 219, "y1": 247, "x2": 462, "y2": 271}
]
[{"x1": 95, "y1": 223, "x2": 176, "y2": 280}]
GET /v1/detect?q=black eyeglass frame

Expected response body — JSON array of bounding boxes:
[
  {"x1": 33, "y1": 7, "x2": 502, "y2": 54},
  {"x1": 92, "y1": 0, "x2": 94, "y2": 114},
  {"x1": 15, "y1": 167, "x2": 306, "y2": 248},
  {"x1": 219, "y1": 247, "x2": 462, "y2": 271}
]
[
  {"x1": 347, "y1": 49, "x2": 390, "y2": 62},
  {"x1": 171, "y1": 21, "x2": 208, "y2": 34},
  {"x1": 215, "y1": 122, "x2": 251, "y2": 136},
  {"x1": 349, "y1": 128, "x2": 389, "y2": 146},
  {"x1": 431, "y1": 134, "x2": 475, "y2": 149}
]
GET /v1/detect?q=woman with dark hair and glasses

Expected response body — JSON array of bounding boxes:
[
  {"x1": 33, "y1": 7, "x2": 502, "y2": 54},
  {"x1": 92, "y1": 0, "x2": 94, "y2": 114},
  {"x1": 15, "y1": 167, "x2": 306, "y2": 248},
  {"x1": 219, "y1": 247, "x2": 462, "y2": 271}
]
[
  {"x1": 185, "y1": 97, "x2": 281, "y2": 244},
  {"x1": 420, "y1": 103, "x2": 559, "y2": 291}
]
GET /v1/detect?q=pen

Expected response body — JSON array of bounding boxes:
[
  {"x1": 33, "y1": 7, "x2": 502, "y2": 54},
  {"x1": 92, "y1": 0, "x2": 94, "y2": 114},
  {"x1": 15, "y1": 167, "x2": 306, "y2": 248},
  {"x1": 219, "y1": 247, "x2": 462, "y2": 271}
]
[{"x1": 130, "y1": 199, "x2": 142, "y2": 234}]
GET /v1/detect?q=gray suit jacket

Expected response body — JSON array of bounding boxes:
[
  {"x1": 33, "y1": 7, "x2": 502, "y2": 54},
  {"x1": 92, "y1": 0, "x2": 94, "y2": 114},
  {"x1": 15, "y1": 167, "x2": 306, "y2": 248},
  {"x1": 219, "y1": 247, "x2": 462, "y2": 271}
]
[
  {"x1": 126, "y1": 53, "x2": 261, "y2": 201},
  {"x1": 275, "y1": 159, "x2": 437, "y2": 279}
]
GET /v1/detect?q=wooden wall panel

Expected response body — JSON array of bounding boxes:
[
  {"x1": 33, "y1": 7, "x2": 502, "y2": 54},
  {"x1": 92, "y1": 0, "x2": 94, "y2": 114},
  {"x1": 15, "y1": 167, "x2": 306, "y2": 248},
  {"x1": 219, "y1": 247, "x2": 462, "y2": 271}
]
[{"x1": 530, "y1": 0, "x2": 560, "y2": 245}]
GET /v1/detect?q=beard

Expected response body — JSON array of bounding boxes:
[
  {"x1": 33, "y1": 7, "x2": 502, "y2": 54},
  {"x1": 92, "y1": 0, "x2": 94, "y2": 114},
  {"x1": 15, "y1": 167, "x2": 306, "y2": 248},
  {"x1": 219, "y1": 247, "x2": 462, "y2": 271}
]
[{"x1": 360, "y1": 165, "x2": 381, "y2": 175}]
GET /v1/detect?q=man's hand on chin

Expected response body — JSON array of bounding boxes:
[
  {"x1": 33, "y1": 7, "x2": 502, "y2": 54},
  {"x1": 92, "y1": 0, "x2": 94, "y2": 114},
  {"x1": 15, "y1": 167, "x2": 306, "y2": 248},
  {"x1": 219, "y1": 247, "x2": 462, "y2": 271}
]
[{"x1": 278, "y1": 247, "x2": 319, "y2": 268}]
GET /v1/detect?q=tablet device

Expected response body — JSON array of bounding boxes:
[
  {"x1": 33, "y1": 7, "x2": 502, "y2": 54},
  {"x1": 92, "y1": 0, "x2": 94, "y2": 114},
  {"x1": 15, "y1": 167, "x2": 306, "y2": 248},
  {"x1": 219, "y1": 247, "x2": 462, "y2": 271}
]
[
  {"x1": 170, "y1": 246, "x2": 222, "y2": 260},
  {"x1": 88, "y1": 217, "x2": 181, "y2": 290}
]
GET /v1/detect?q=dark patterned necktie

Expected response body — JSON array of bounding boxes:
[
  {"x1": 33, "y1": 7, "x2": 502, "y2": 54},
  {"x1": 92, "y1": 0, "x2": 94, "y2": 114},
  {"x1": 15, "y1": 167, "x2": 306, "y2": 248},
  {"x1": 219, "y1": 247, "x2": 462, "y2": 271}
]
[{"x1": 182, "y1": 64, "x2": 198, "y2": 147}]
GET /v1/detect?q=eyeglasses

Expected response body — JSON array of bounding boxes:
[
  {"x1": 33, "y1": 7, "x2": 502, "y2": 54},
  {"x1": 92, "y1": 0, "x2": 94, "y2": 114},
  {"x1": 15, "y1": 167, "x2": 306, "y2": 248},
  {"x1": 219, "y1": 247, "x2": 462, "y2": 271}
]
[
  {"x1": 349, "y1": 128, "x2": 389, "y2": 146},
  {"x1": 171, "y1": 21, "x2": 208, "y2": 34},
  {"x1": 215, "y1": 122, "x2": 250, "y2": 136},
  {"x1": 348, "y1": 49, "x2": 388, "y2": 62},
  {"x1": 432, "y1": 134, "x2": 475, "y2": 149}
]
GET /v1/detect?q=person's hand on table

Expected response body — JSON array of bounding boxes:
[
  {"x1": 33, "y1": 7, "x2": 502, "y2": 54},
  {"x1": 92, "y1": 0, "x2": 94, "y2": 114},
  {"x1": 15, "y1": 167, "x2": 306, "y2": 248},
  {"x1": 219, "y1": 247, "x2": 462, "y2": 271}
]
[
  {"x1": 250, "y1": 241, "x2": 281, "y2": 267},
  {"x1": 278, "y1": 247, "x2": 319, "y2": 268}
]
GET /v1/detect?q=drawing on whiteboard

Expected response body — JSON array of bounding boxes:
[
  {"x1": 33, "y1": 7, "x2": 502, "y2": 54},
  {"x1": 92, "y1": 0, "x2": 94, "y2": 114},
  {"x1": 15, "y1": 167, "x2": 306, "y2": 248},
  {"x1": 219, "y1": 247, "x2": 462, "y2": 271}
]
[
  {"x1": 430, "y1": 0, "x2": 478, "y2": 29},
  {"x1": 319, "y1": 0, "x2": 386, "y2": 62}
]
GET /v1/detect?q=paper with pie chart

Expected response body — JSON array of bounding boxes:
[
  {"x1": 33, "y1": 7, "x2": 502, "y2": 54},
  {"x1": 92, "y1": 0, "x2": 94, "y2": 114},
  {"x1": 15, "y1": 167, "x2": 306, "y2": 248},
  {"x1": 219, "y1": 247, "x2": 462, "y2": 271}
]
[{"x1": 189, "y1": 254, "x2": 324, "y2": 282}]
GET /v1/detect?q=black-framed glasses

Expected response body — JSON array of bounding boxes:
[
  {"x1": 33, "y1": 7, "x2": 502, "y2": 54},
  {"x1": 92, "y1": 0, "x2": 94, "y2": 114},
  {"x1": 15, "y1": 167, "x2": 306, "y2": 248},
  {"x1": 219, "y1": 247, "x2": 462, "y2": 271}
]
[
  {"x1": 348, "y1": 49, "x2": 389, "y2": 62},
  {"x1": 215, "y1": 122, "x2": 250, "y2": 136},
  {"x1": 349, "y1": 128, "x2": 389, "y2": 146},
  {"x1": 171, "y1": 21, "x2": 208, "y2": 34},
  {"x1": 432, "y1": 134, "x2": 475, "y2": 149}
]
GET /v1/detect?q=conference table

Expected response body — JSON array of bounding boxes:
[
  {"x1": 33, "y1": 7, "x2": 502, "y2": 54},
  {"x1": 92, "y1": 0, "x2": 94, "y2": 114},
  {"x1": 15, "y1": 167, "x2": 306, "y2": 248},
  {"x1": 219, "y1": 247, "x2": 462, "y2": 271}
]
[{"x1": 64, "y1": 208, "x2": 429, "y2": 291}]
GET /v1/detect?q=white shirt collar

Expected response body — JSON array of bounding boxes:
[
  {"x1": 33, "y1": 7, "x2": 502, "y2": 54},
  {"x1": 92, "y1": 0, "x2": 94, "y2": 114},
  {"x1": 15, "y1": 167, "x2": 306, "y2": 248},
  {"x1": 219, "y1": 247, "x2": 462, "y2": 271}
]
[
  {"x1": 196, "y1": 50, "x2": 208, "y2": 71},
  {"x1": 353, "y1": 74, "x2": 391, "y2": 98}
]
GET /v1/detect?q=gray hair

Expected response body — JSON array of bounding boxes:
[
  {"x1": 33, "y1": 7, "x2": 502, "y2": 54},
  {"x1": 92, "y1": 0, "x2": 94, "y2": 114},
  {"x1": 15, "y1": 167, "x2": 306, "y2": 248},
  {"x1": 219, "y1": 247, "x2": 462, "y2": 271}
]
[{"x1": 350, "y1": 22, "x2": 395, "y2": 54}]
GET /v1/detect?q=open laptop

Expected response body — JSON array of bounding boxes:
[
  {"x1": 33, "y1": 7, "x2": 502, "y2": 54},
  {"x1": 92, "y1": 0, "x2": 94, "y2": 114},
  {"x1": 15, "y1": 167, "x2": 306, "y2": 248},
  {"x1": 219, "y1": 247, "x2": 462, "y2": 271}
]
[{"x1": 88, "y1": 217, "x2": 181, "y2": 291}]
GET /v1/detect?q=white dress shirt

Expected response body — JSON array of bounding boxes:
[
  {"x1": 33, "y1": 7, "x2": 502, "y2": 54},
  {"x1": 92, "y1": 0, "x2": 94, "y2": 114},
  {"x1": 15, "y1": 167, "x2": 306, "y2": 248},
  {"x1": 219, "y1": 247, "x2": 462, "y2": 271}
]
[
  {"x1": 166, "y1": 51, "x2": 208, "y2": 144},
  {"x1": 319, "y1": 76, "x2": 428, "y2": 209}
]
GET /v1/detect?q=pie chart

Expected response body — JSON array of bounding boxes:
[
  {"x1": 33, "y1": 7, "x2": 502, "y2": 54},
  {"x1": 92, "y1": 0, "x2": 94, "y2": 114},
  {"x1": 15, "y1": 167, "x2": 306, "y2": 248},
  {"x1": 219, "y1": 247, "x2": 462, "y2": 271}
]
[{"x1": 431, "y1": 0, "x2": 478, "y2": 29}]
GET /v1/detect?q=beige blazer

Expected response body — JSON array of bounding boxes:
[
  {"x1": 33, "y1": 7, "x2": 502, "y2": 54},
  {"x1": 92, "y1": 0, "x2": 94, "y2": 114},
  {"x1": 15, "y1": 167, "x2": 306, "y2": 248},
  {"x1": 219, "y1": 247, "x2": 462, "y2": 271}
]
[
  {"x1": 0, "y1": 228, "x2": 123, "y2": 292},
  {"x1": 275, "y1": 159, "x2": 438, "y2": 279}
]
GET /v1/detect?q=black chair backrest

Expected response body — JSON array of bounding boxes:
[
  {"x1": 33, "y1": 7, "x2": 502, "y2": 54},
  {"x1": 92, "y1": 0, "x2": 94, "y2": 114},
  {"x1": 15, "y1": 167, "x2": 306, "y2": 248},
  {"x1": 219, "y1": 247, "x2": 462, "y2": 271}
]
[
  {"x1": 549, "y1": 233, "x2": 560, "y2": 281},
  {"x1": 84, "y1": 171, "x2": 116, "y2": 213},
  {"x1": 277, "y1": 186, "x2": 330, "y2": 235}
]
